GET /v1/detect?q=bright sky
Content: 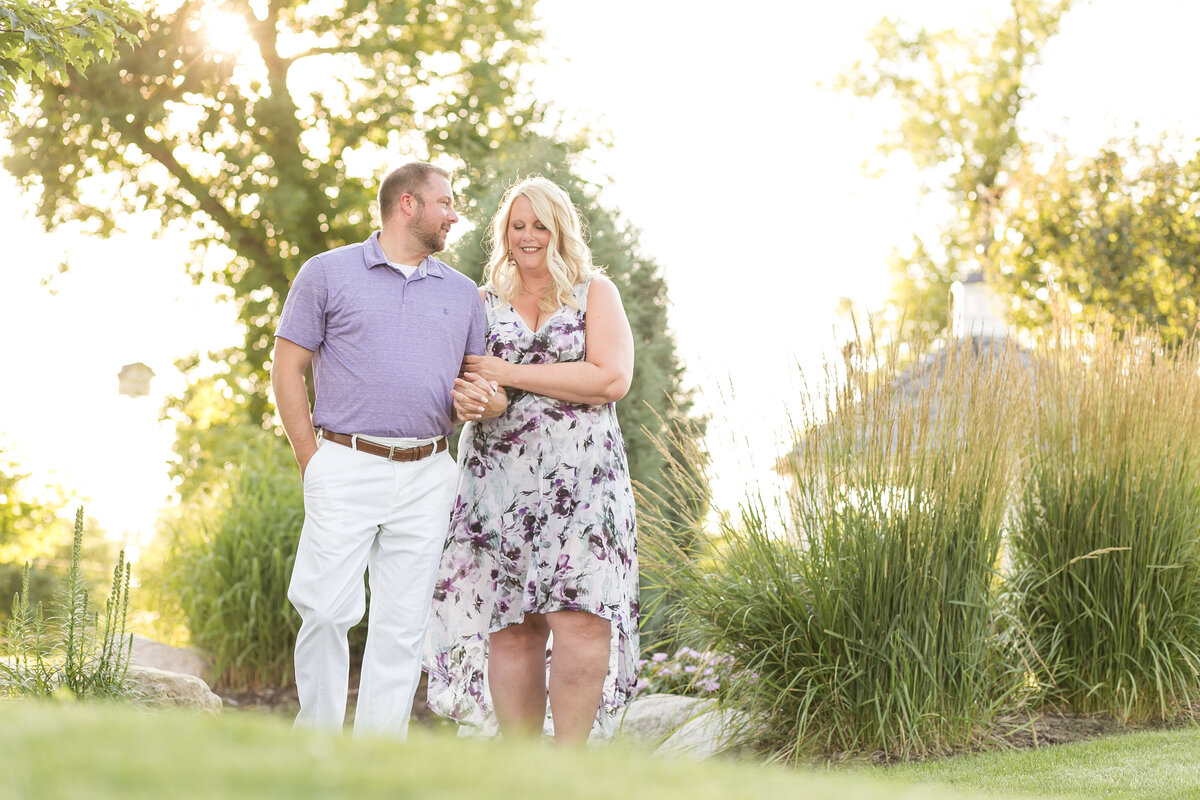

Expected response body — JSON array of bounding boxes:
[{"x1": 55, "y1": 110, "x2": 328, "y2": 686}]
[{"x1": 1, "y1": 0, "x2": 1197, "y2": 544}]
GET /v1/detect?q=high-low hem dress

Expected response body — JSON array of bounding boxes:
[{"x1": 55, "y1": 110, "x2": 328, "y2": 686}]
[{"x1": 424, "y1": 280, "x2": 639, "y2": 736}]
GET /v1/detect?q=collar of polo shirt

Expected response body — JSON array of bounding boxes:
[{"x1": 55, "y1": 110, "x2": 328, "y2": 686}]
[{"x1": 362, "y1": 231, "x2": 446, "y2": 279}]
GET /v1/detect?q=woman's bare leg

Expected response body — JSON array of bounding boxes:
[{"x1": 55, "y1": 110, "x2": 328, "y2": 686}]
[
  {"x1": 545, "y1": 610, "x2": 611, "y2": 745},
  {"x1": 487, "y1": 614, "x2": 551, "y2": 738}
]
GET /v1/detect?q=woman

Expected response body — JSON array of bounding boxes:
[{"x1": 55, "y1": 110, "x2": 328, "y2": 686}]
[{"x1": 427, "y1": 177, "x2": 639, "y2": 744}]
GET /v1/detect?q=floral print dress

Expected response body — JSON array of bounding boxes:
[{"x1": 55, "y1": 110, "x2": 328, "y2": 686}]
[{"x1": 425, "y1": 280, "x2": 639, "y2": 734}]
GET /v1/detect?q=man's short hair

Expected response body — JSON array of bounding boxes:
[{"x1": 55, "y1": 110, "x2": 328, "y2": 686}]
[{"x1": 378, "y1": 162, "x2": 451, "y2": 223}]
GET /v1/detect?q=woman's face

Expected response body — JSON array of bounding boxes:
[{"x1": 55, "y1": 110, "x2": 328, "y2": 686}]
[{"x1": 507, "y1": 195, "x2": 553, "y2": 271}]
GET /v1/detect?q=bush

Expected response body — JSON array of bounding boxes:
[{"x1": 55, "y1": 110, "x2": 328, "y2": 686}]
[
  {"x1": 643, "y1": 338, "x2": 1029, "y2": 760},
  {"x1": 1009, "y1": 326, "x2": 1200, "y2": 720},
  {"x1": 0, "y1": 507, "x2": 132, "y2": 700},
  {"x1": 157, "y1": 439, "x2": 305, "y2": 688}
]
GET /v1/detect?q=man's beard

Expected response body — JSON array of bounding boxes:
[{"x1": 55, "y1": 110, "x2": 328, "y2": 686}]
[
  {"x1": 416, "y1": 226, "x2": 447, "y2": 252},
  {"x1": 408, "y1": 204, "x2": 446, "y2": 253}
]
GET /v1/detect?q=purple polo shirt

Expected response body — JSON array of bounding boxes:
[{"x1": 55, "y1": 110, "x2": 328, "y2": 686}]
[{"x1": 276, "y1": 231, "x2": 485, "y2": 438}]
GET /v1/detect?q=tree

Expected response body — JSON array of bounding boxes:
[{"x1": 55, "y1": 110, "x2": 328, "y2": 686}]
[
  {"x1": 997, "y1": 142, "x2": 1200, "y2": 343},
  {"x1": 7, "y1": 1, "x2": 701, "y2": 503},
  {"x1": 0, "y1": 447, "x2": 70, "y2": 621},
  {"x1": 0, "y1": 448, "x2": 67, "y2": 565},
  {"x1": 836, "y1": 0, "x2": 1073, "y2": 343},
  {"x1": 0, "y1": 0, "x2": 143, "y2": 119},
  {"x1": 5, "y1": 0, "x2": 540, "y2": 489}
]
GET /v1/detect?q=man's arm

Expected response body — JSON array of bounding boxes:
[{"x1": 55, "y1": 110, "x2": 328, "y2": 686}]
[
  {"x1": 271, "y1": 337, "x2": 318, "y2": 476},
  {"x1": 451, "y1": 286, "x2": 506, "y2": 423}
]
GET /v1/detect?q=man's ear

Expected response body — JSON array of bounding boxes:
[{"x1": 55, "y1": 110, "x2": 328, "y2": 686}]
[{"x1": 398, "y1": 192, "x2": 417, "y2": 218}]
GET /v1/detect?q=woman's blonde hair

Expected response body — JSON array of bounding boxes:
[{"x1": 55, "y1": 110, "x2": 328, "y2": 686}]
[{"x1": 484, "y1": 177, "x2": 602, "y2": 312}]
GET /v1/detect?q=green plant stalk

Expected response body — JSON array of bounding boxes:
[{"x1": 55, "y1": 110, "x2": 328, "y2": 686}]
[
  {"x1": 0, "y1": 506, "x2": 134, "y2": 700},
  {"x1": 1009, "y1": 325, "x2": 1200, "y2": 721},
  {"x1": 643, "y1": 337, "x2": 1030, "y2": 760}
]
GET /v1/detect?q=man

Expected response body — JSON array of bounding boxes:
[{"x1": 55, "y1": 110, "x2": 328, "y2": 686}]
[{"x1": 271, "y1": 161, "x2": 503, "y2": 738}]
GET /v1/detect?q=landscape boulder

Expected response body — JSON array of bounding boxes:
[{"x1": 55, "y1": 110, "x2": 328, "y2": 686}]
[
  {"x1": 129, "y1": 634, "x2": 215, "y2": 684},
  {"x1": 617, "y1": 693, "x2": 705, "y2": 746},
  {"x1": 125, "y1": 664, "x2": 223, "y2": 714},
  {"x1": 654, "y1": 704, "x2": 748, "y2": 760}
]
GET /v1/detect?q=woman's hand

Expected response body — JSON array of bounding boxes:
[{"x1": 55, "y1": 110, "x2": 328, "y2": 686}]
[
  {"x1": 461, "y1": 354, "x2": 511, "y2": 386},
  {"x1": 453, "y1": 371, "x2": 510, "y2": 422},
  {"x1": 452, "y1": 371, "x2": 497, "y2": 422}
]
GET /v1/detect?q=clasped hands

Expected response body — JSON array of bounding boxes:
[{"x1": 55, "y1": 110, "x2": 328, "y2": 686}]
[{"x1": 452, "y1": 358, "x2": 509, "y2": 422}]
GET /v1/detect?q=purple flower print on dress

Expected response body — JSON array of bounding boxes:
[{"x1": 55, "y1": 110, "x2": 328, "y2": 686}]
[
  {"x1": 493, "y1": 417, "x2": 538, "y2": 455},
  {"x1": 589, "y1": 532, "x2": 610, "y2": 561},
  {"x1": 551, "y1": 486, "x2": 577, "y2": 517},
  {"x1": 549, "y1": 576, "x2": 581, "y2": 606},
  {"x1": 467, "y1": 524, "x2": 492, "y2": 550}
]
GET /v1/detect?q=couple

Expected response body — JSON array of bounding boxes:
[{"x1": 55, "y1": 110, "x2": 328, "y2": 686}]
[{"x1": 271, "y1": 161, "x2": 639, "y2": 745}]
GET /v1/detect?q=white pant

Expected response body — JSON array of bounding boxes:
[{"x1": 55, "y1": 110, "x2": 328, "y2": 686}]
[{"x1": 287, "y1": 438, "x2": 457, "y2": 738}]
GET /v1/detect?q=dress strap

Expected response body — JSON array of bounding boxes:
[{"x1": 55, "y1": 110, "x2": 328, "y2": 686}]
[{"x1": 574, "y1": 278, "x2": 595, "y2": 312}]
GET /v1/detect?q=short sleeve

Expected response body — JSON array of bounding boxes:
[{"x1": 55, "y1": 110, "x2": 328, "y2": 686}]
[
  {"x1": 465, "y1": 289, "x2": 487, "y2": 357},
  {"x1": 276, "y1": 256, "x2": 328, "y2": 350}
]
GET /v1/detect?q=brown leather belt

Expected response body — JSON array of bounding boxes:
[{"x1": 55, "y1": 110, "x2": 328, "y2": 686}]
[{"x1": 318, "y1": 430, "x2": 447, "y2": 462}]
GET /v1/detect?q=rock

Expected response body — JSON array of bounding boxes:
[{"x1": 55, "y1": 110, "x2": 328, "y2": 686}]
[
  {"x1": 654, "y1": 705, "x2": 749, "y2": 761},
  {"x1": 617, "y1": 693, "x2": 706, "y2": 746},
  {"x1": 125, "y1": 664, "x2": 223, "y2": 714},
  {"x1": 129, "y1": 635, "x2": 215, "y2": 684}
]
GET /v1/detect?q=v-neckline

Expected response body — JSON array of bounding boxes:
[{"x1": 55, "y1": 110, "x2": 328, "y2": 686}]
[{"x1": 510, "y1": 301, "x2": 562, "y2": 336}]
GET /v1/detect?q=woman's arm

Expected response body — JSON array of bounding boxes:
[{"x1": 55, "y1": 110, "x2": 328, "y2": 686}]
[{"x1": 463, "y1": 277, "x2": 634, "y2": 405}]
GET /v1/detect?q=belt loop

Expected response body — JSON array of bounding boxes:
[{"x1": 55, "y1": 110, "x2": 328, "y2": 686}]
[{"x1": 351, "y1": 433, "x2": 359, "y2": 451}]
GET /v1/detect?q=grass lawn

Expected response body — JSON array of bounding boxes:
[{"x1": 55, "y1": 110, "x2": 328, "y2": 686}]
[
  {"x1": 1, "y1": 700, "x2": 1012, "y2": 800},
  {"x1": 881, "y1": 725, "x2": 1200, "y2": 799},
  {"x1": 5, "y1": 700, "x2": 1196, "y2": 799}
]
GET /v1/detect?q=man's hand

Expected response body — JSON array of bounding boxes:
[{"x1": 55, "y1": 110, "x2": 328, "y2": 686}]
[{"x1": 297, "y1": 445, "x2": 319, "y2": 478}]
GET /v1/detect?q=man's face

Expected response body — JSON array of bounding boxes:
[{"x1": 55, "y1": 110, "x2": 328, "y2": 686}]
[{"x1": 408, "y1": 174, "x2": 458, "y2": 254}]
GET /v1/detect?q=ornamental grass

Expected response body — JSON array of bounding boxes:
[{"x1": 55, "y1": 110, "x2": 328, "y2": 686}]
[
  {"x1": 642, "y1": 336, "x2": 1030, "y2": 760},
  {"x1": 156, "y1": 441, "x2": 305, "y2": 688},
  {"x1": 1008, "y1": 324, "x2": 1200, "y2": 720}
]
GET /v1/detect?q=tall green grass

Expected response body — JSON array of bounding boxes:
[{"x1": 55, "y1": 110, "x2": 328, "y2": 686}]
[
  {"x1": 1009, "y1": 326, "x2": 1200, "y2": 720},
  {"x1": 156, "y1": 440, "x2": 304, "y2": 688},
  {"x1": 643, "y1": 338, "x2": 1030, "y2": 760}
]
